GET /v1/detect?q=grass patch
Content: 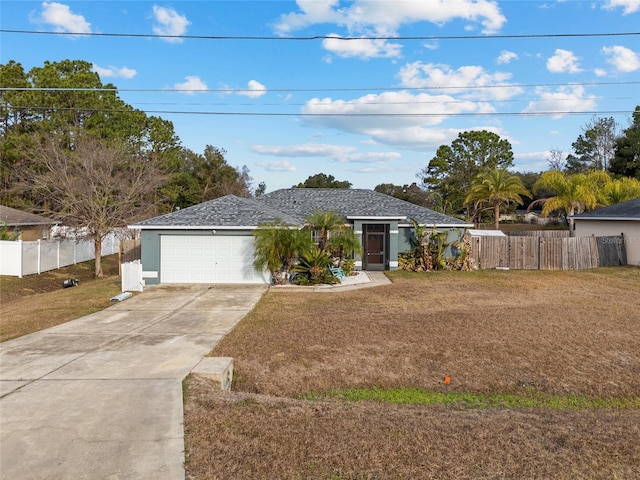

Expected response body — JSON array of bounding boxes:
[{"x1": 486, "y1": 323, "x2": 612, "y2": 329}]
[
  {"x1": 0, "y1": 254, "x2": 121, "y2": 342},
  {"x1": 185, "y1": 267, "x2": 640, "y2": 479},
  {"x1": 308, "y1": 387, "x2": 640, "y2": 410}
]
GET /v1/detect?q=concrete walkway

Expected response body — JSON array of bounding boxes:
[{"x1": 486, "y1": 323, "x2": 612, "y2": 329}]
[
  {"x1": 0, "y1": 284, "x2": 267, "y2": 480},
  {"x1": 271, "y1": 271, "x2": 391, "y2": 292}
]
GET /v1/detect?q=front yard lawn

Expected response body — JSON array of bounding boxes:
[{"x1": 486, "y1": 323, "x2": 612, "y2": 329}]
[{"x1": 184, "y1": 267, "x2": 640, "y2": 479}]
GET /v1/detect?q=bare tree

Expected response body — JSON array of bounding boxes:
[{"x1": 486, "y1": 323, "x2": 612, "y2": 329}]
[
  {"x1": 30, "y1": 134, "x2": 165, "y2": 277},
  {"x1": 547, "y1": 147, "x2": 565, "y2": 171},
  {"x1": 566, "y1": 116, "x2": 620, "y2": 173}
]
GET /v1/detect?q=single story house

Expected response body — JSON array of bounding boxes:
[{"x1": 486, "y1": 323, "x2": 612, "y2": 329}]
[
  {"x1": 572, "y1": 197, "x2": 640, "y2": 266},
  {"x1": 0, "y1": 205, "x2": 57, "y2": 241},
  {"x1": 130, "y1": 188, "x2": 473, "y2": 285},
  {"x1": 499, "y1": 209, "x2": 561, "y2": 225}
]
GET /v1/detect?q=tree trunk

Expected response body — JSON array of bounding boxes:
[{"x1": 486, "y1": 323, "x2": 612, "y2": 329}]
[
  {"x1": 494, "y1": 204, "x2": 500, "y2": 230},
  {"x1": 94, "y1": 238, "x2": 103, "y2": 278}
]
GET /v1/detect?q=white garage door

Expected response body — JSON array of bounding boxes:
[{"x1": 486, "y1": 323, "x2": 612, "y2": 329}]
[{"x1": 160, "y1": 235, "x2": 268, "y2": 284}]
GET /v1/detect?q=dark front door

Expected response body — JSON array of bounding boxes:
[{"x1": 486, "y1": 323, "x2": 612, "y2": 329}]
[{"x1": 363, "y1": 224, "x2": 389, "y2": 271}]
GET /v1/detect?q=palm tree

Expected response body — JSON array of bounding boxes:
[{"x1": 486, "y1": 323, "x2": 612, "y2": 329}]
[
  {"x1": 304, "y1": 210, "x2": 345, "y2": 250},
  {"x1": 325, "y1": 227, "x2": 362, "y2": 263},
  {"x1": 465, "y1": 167, "x2": 531, "y2": 230},
  {"x1": 253, "y1": 220, "x2": 313, "y2": 285},
  {"x1": 531, "y1": 170, "x2": 611, "y2": 226},
  {"x1": 598, "y1": 176, "x2": 640, "y2": 205}
]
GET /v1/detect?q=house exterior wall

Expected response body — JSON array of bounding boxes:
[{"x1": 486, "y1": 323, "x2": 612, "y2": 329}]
[
  {"x1": 17, "y1": 226, "x2": 50, "y2": 241},
  {"x1": 574, "y1": 220, "x2": 640, "y2": 266},
  {"x1": 398, "y1": 226, "x2": 469, "y2": 257},
  {"x1": 140, "y1": 229, "x2": 254, "y2": 285}
]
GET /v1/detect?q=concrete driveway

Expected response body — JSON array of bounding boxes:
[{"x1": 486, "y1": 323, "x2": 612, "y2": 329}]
[{"x1": 0, "y1": 284, "x2": 267, "y2": 479}]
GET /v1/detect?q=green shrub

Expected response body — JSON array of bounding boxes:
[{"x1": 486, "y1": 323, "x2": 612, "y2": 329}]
[
  {"x1": 340, "y1": 258, "x2": 356, "y2": 276},
  {"x1": 293, "y1": 247, "x2": 339, "y2": 285}
]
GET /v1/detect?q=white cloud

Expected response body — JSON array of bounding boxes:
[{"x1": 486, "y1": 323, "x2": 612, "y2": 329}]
[
  {"x1": 602, "y1": 45, "x2": 640, "y2": 73},
  {"x1": 274, "y1": 0, "x2": 343, "y2": 34},
  {"x1": 174, "y1": 76, "x2": 208, "y2": 94},
  {"x1": 337, "y1": 152, "x2": 401, "y2": 163},
  {"x1": 398, "y1": 61, "x2": 523, "y2": 100},
  {"x1": 274, "y1": 0, "x2": 506, "y2": 58},
  {"x1": 300, "y1": 91, "x2": 503, "y2": 149},
  {"x1": 602, "y1": 0, "x2": 640, "y2": 14},
  {"x1": 594, "y1": 68, "x2": 608, "y2": 77},
  {"x1": 237, "y1": 80, "x2": 267, "y2": 98},
  {"x1": 152, "y1": 5, "x2": 190, "y2": 43},
  {"x1": 253, "y1": 143, "x2": 354, "y2": 157},
  {"x1": 257, "y1": 160, "x2": 297, "y2": 172},
  {"x1": 546, "y1": 49, "x2": 582, "y2": 74},
  {"x1": 252, "y1": 143, "x2": 400, "y2": 164},
  {"x1": 322, "y1": 35, "x2": 403, "y2": 59},
  {"x1": 36, "y1": 2, "x2": 91, "y2": 34},
  {"x1": 497, "y1": 50, "x2": 518, "y2": 65},
  {"x1": 522, "y1": 85, "x2": 597, "y2": 119},
  {"x1": 92, "y1": 64, "x2": 137, "y2": 79}
]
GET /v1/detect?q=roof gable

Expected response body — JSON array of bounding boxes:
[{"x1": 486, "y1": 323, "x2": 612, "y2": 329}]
[{"x1": 573, "y1": 197, "x2": 640, "y2": 220}]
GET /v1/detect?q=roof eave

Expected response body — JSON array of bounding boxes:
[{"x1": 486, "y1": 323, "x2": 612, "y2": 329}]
[
  {"x1": 129, "y1": 224, "x2": 259, "y2": 230},
  {"x1": 398, "y1": 222, "x2": 474, "y2": 228},
  {"x1": 346, "y1": 215, "x2": 407, "y2": 220},
  {"x1": 573, "y1": 217, "x2": 640, "y2": 222},
  {"x1": 129, "y1": 224, "x2": 303, "y2": 230}
]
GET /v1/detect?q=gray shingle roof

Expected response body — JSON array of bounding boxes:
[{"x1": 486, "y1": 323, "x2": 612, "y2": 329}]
[
  {"x1": 132, "y1": 195, "x2": 301, "y2": 228},
  {"x1": 573, "y1": 197, "x2": 640, "y2": 220},
  {"x1": 257, "y1": 188, "x2": 470, "y2": 226},
  {"x1": 0, "y1": 205, "x2": 57, "y2": 226},
  {"x1": 131, "y1": 189, "x2": 472, "y2": 229}
]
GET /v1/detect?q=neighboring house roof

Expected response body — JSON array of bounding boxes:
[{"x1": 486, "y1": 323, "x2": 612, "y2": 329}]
[
  {"x1": 131, "y1": 194, "x2": 301, "y2": 229},
  {"x1": 0, "y1": 205, "x2": 57, "y2": 227},
  {"x1": 572, "y1": 197, "x2": 640, "y2": 221},
  {"x1": 468, "y1": 229, "x2": 507, "y2": 237},
  {"x1": 131, "y1": 189, "x2": 472, "y2": 229}
]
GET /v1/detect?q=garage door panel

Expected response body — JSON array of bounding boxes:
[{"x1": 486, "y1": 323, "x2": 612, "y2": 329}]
[{"x1": 160, "y1": 235, "x2": 268, "y2": 284}]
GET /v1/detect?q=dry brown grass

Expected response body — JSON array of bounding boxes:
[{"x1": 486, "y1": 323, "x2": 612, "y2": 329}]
[
  {"x1": 0, "y1": 254, "x2": 121, "y2": 342},
  {"x1": 185, "y1": 267, "x2": 640, "y2": 479}
]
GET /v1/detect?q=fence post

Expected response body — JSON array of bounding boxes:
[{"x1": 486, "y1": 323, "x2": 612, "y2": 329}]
[
  {"x1": 18, "y1": 239, "x2": 23, "y2": 278},
  {"x1": 37, "y1": 239, "x2": 41, "y2": 274},
  {"x1": 538, "y1": 237, "x2": 542, "y2": 270},
  {"x1": 57, "y1": 239, "x2": 60, "y2": 269}
]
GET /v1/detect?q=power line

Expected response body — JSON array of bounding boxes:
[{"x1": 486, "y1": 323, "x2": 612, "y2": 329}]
[
  {"x1": 1, "y1": 29, "x2": 639, "y2": 41},
  {"x1": 121, "y1": 96, "x2": 637, "y2": 107},
  {"x1": 10, "y1": 105, "x2": 633, "y2": 117},
  {"x1": 2, "y1": 81, "x2": 639, "y2": 94}
]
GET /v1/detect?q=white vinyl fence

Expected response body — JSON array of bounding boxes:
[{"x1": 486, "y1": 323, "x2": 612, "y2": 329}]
[{"x1": 0, "y1": 233, "x2": 120, "y2": 277}]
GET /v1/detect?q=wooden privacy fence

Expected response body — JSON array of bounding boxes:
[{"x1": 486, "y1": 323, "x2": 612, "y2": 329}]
[
  {"x1": 120, "y1": 238, "x2": 141, "y2": 263},
  {"x1": 471, "y1": 234, "x2": 626, "y2": 270},
  {"x1": 504, "y1": 230, "x2": 570, "y2": 238}
]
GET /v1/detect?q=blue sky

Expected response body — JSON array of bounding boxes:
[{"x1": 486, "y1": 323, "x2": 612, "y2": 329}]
[{"x1": 1, "y1": 1, "x2": 639, "y2": 191}]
